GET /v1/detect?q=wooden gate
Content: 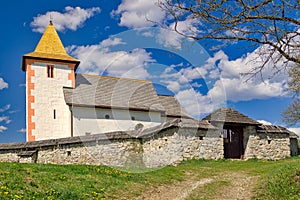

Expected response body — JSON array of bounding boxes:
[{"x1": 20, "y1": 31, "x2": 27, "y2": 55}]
[{"x1": 223, "y1": 126, "x2": 244, "y2": 159}]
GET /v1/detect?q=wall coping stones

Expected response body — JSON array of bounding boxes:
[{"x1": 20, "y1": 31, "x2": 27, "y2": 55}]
[{"x1": 0, "y1": 118, "x2": 216, "y2": 151}]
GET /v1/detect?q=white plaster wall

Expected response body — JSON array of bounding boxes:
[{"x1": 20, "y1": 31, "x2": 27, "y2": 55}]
[
  {"x1": 31, "y1": 62, "x2": 72, "y2": 140},
  {"x1": 72, "y1": 107, "x2": 161, "y2": 136}
]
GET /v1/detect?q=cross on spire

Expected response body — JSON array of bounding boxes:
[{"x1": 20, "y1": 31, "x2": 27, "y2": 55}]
[{"x1": 50, "y1": 14, "x2": 53, "y2": 25}]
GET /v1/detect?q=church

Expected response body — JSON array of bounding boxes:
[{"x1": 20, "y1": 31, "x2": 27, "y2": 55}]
[
  {"x1": 22, "y1": 21, "x2": 190, "y2": 142},
  {"x1": 2, "y1": 21, "x2": 294, "y2": 166}
]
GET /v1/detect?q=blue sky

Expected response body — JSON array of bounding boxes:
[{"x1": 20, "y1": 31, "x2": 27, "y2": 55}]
[{"x1": 0, "y1": 0, "x2": 299, "y2": 143}]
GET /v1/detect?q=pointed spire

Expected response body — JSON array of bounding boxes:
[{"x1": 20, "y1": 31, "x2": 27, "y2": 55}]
[
  {"x1": 22, "y1": 23, "x2": 80, "y2": 71},
  {"x1": 34, "y1": 23, "x2": 68, "y2": 55}
]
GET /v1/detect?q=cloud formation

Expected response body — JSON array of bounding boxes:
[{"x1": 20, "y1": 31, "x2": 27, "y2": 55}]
[
  {"x1": 31, "y1": 6, "x2": 100, "y2": 33},
  {"x1": 17, "y1": 128, "x2": 26, "y2": 133},
  {"x1": 0, "y1": 77, "x2": 8, "y2": 90},
  {"x1": 288, "y1": 127, "x2": 300, "y2": 137},
  {"x1": 112, "y1": 0, "x2": 165, "y2": 28},
  {"x1": 68, "y1": 38, "x2": 155, "y2": 79},
  {"x1": 0, "y1": 116, "x2": 11, "y2": 124},
  {"x1": 156, "y1": 47, "x2": 289, "y2": 117},
  {"x1": 207, "y1": 49, "x2": 287, "y2": 102},
  {"x1": 257, "y1": 120, "x2": 273, "y2": 125},
  {"x1": 0, "y1": 126, "x2": 7, "y2": 133},
  {"x1": 0, "y1": 104, "x2": 10, "y2": 113}
]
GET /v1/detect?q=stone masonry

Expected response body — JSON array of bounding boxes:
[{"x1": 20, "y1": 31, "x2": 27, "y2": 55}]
[{"x1": 0, "y1": 119, "x2": 295, "y2": 168}]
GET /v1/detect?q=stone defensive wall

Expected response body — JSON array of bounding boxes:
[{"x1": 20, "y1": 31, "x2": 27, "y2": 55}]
[{"x1": 0, "y1": 119, "x2": 294, "y2": 168}]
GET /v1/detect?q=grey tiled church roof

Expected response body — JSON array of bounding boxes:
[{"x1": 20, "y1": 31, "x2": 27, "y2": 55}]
[
  {"x1": 203, "y1": 107, "x2": 260, "y2": 125},
  {"x1": 63, "y1": 74, "x2": 164, "y2": 112},
  {"x1": 158, "y1": 95, "x2": 192, "y2": 118}
]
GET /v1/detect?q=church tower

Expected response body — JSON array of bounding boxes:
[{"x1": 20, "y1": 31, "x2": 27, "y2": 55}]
[{"x1": 22, "y1": 22, "x2": 80, "y2": 141}]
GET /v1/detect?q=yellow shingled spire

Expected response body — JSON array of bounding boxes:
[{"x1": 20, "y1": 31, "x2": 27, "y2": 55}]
[
  {"x1": 34, "y1": 22, "x2": 67, "y2": 55},
  {"x1": 22, "y1": 22, "x2": 80, "y2": 71}
]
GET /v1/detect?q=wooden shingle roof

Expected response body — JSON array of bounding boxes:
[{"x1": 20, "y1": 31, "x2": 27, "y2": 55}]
[
  {"x1": 257, "y1": 125, "x2": 299, "y2": 138},
  {"x1": 158, "y1": 95, "x2": 192, "y2": 118},
  {"x1": 203, "y1": 107, "x2": 260, "y2": 125},
  {"x1": 63, "y1": 74, "x2": 164, "y2": 112}
]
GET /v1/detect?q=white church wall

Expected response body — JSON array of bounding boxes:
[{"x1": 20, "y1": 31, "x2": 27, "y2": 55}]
[
  {"x1": 72, "y1": 107, "x2": 161, "y2": 136},
  {"x1": 31, "y1": 62, "x2": 72, "y2": 140}
]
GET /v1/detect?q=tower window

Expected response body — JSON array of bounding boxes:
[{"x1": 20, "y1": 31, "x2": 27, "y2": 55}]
[
  {"x1": 47, "y1": 65, "x2": 54, "y2": 78},
  {"x1": 53, "y1": 109, "x2": 56, "y2": 119}
]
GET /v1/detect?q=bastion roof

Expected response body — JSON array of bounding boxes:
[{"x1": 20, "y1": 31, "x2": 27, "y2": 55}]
[
  {"x1": 203, "y1": 107, "x2": 261, "y2": 125},
  {"x1": 257, "y1": 125, "x2": 299, "y2": 138}
]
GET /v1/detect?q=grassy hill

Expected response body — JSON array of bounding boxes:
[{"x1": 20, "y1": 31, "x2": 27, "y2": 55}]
[{"x1": 0, "y1": 157, "x2": 299, "y2": 199}]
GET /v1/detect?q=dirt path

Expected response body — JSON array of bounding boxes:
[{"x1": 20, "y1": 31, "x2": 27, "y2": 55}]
[
  {"x1": 134, "y1": 172, "x2": 257, "y2": 200},
  {"x1": 214, "y1": 172, "x2": 258, "y2": 200},
  {"x1": 135, "y1": 178, "x2": 213, "y2": 200}
]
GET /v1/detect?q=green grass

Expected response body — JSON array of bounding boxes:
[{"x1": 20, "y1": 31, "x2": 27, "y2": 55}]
[
  {"x1": 254, "y1": 161, "x2": 300, "y2": 200},
  {"x1": 0, "y1": 157, "x2": 298, "y2": 199}
]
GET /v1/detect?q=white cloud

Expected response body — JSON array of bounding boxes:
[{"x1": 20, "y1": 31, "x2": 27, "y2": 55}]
[
  {"x1": 0, "y1": 126, "x2": 7, "y2": 133},
  {"x1": 175, "y1": 88, "x2": 224, "y2": 117},
  {"x1": 69, "y1": 43, "x2": 155, "y2": 79},
  {"x1": 0, "y1": 104, "x2": 10, "y2": 113},
  {"x1": 112, "y1": 0, "x2": 165, "y2": 28},
  {"x1": 157, "y1": 28, "x2": 183, "y2": 50},
  {"x1": 165, "y1": 80, "x2": 180, "y2": 92},
  {"x1": 157, "y1": 45, "x2": 289, "y2": 118},
  {"x1": 17, "y1": 128, "x2": 26, "y2": 133},
  {"x1": 288, "y1": 128, "x2": 300, "y2": 137},
  {"x1": 0, "y1": 77, "x2": 8, "y2": 90},
  {"x1": 0, "y1": 116, "x2": 11, "y2": 124},
  {"x1": 180, "y1": 66, "x2": 207, "y2": 80},
  {"x1": 202, "y1": 49, "x2": 288, "y2": 102},
  {"x1": 99, "y1": 38, "x2": 126, "y2": 48},
  {"x1": 31, "y1": 6, "x2": 100, "y2": 33},
  {"x1": 257, "y1": 120, "x2": 272, "y2": 125},
  {"x1": 158, "y1": 62, "x2": 208, "y2": 97},
  {"x1": 209, "y1": 78, "x2": 284, "y2": 102},
  {"x1": 156, "y1": 18, "x2": 199, "y2": 50}
]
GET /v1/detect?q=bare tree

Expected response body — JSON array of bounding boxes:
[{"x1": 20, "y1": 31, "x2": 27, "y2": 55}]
[
  {"x1": 157, "y1": 0, "x2": 300, "y2": 75},
  {"x1": 282, "y1": 63, "x2": 300, "y2": 126},
  {"x1": 283, "y1": 99, "x2": 300, "y2": 126}
]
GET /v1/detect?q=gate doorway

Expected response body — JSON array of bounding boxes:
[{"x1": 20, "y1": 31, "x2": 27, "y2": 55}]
[{"x1": 223, "y1": 126, "x2": 244, "y2": 159}]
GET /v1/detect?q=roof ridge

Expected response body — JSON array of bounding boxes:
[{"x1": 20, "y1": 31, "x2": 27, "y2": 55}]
[{"x1": 203, "y1": 107, "x2": 260, "y2": 125}]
